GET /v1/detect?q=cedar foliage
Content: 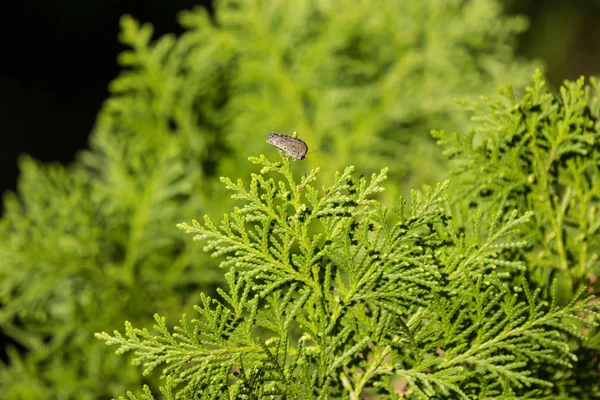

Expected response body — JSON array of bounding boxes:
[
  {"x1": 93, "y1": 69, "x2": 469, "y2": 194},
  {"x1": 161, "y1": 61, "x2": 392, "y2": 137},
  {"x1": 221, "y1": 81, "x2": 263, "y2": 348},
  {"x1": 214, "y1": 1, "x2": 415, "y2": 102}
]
[
  {"x1": 0, "y1": 1, "x2": 535, "y2": 398},
  {"x1": 434, "y1": 70, "x2": 600, "y2": 398},
  {"x1": 435, "y1": 70, "x2": 600, "y2": 297},
  {"x1": 98, "y1": 154, "x2": 595, "y2": 399}
]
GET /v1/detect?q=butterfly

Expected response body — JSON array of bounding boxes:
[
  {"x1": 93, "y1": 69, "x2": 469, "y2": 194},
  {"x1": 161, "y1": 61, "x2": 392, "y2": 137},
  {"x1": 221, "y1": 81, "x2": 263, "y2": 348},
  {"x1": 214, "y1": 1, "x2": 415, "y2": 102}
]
[{"x1": 266, "y1": 132, "x2": 309, "y2": 160}]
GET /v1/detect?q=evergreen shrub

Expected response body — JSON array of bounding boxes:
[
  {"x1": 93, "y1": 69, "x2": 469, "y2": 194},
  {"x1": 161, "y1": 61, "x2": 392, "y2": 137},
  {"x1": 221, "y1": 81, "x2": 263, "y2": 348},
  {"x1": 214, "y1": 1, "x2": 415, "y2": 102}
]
[
  {"x1": 98, "y1": 152, "x2": 596, "y2": 398},
  {"x1": 0, "y1": 0, "x2": 551, "y2": 398}
]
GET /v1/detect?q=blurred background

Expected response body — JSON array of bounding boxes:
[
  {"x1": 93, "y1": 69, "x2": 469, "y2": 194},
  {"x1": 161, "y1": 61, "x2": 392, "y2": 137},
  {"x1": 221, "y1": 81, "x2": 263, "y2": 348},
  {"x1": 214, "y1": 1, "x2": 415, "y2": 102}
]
[{"x1": 0, "y1": 0, "x2": 599, "y2": 203}]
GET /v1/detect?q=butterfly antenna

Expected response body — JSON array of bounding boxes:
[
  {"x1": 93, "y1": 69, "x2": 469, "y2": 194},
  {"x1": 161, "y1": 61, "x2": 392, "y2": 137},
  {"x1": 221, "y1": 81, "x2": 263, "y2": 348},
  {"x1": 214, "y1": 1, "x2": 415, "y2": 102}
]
[{"x1": 306, "y1": 148, "x2": 327, "y2": 156}]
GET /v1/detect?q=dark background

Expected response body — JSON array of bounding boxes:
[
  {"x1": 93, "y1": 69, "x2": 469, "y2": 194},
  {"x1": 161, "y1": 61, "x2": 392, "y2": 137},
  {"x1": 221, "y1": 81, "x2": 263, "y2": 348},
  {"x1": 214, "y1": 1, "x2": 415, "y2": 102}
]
[{"x1": 0, "y1": 0, "x2": 599, "y2": 204}]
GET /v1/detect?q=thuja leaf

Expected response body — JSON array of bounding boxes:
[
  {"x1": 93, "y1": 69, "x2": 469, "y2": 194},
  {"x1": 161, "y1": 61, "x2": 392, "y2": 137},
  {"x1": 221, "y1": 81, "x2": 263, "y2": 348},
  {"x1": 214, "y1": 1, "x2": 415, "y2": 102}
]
[{"x1": 98, "y1": 155, "x2": 596, "y2": 399}]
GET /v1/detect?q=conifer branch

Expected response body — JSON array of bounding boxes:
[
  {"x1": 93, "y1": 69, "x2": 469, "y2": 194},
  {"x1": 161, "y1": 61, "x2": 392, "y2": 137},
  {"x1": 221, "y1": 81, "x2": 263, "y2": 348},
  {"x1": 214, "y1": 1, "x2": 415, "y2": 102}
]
[{"x1": 98, "y1": 154, "x2": 596, "y2": 398}]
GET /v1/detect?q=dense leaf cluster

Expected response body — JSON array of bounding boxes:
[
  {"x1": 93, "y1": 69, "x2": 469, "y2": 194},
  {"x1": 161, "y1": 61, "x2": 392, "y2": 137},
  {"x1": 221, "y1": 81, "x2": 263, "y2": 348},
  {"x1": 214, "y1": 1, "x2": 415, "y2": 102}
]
[
  {"x1": 435, "y1": 71, "x2": 600, "y2": 292},
  {"x1": 434, "y1": 70, "x2": 600, "y2": 398},
  {"x1": 98, "y1": 155, "x2": 595, "y2": 399},
  {"x1": 0, "y1": 0, "x2": 579, "y2": 398}
]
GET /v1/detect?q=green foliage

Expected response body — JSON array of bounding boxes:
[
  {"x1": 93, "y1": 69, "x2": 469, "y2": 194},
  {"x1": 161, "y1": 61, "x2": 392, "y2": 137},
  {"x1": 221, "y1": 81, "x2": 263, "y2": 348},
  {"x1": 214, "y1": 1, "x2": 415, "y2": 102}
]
[
  {"x1": 0, "y1": 133, "x2": 215, "y2": 397},
  {"x1": 0, "y1": 1, "x2": 537, "y2": 398},
  {"x1": 116, "y1": 0, "x2": 535, "y2": 196},
  {"x1": 98, "y1": 155, "x2": 596, "y2": 399},
  {"x1": 434, "y1": 70, "x2": 600, "y2": 295},
  {"x1": 434, "y1": 70, "x2": 600, "y2": 398},
  {"x1": 0, "y1": 34, "x2": 221, "y2": 399}
]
